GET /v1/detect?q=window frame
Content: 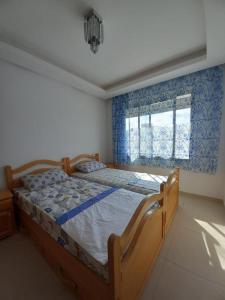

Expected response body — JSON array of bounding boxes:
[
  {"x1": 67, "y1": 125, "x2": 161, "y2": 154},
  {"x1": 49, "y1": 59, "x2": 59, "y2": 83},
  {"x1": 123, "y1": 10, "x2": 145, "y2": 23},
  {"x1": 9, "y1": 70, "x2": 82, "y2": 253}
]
[{"x1": 125, "y1": 94, "x2": 192, "y2": 162}]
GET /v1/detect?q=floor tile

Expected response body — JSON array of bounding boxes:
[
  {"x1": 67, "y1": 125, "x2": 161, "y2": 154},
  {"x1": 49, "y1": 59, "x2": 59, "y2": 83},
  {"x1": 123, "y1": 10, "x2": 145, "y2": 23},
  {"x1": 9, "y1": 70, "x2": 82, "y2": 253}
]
[
  {"x1": 182, "y1": 194, "x2": 225, "y2": 226},
  {"x1": 0, "y1": 234, "x2": 76, "y2": 300},
  {"x1": 166, "y1": 225, "x2": 225, "y2": 287},
  {"x1": 153, "y1": 261, "x2": 225, "y2": 300},
  {"x1": 141, "y1": 257, "x2": 165, "y2": 300}
]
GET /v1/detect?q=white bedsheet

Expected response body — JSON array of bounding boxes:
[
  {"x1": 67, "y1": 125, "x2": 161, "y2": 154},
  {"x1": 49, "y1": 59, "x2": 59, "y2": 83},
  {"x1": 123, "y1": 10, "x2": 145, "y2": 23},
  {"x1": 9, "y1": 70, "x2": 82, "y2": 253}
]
[{"x1": 62, "y1": 189, "x2": 145, "y2": 264}]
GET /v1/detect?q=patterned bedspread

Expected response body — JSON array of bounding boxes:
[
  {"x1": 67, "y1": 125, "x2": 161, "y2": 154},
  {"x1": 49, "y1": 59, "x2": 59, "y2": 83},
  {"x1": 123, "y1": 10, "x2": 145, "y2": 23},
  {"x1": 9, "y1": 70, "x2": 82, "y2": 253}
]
[
  {"x1": 14, "y1": 177, "x2": 152, "y2": 281},
  {"x1": 73, "y1": 168, "x2": 168, "y2": 195}
]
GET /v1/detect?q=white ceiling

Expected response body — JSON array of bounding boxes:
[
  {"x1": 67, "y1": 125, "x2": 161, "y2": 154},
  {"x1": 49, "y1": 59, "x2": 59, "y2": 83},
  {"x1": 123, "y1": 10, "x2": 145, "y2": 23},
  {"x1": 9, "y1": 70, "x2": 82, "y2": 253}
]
[{"x1": 0, "y1": 0, "x2": 224, "y2": 99}]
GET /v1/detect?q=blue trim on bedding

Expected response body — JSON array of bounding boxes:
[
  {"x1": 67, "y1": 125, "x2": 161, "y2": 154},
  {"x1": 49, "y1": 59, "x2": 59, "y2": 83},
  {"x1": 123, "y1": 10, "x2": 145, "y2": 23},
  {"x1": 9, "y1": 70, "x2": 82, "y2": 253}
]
[{"x1": 56, "y1": 187, "x2": 119, "y2": 225}]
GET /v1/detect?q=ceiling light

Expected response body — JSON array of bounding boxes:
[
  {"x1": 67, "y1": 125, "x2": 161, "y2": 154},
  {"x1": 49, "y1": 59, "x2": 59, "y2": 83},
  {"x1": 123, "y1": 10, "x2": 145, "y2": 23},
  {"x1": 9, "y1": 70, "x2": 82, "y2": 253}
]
[{"x1": 84, "y1": 9, "x2": 104, "y2": 54}]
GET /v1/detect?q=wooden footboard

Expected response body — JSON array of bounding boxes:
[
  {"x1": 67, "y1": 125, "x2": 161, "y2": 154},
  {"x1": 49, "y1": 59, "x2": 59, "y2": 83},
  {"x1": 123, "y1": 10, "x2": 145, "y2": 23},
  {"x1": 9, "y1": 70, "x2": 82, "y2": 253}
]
[{"x1": 108, "y1": 191, "x2": 165, "y2": 300}]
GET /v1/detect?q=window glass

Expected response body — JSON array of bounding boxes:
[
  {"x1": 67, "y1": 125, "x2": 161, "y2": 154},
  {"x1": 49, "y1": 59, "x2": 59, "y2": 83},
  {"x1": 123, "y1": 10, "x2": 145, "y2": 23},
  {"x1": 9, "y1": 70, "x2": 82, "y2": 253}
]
[
  {"x1": 140, "y1": 115, "x2": 151, "y2": 157},
  {"x1": 125, "y1": 94, "x2": 191, "y2": 162},
  {"x1": 125, "y1": 117, "x2": 130, "y2": 158},
  {"x1": 175, "y1": 108, "x2": 191, "y2": 159},
  {"x1": 129, "y1": 116, "x2": 139, "y2": 162},
  {"x1": 151, "y1": 111, "x2": 173, "y2": 159}
]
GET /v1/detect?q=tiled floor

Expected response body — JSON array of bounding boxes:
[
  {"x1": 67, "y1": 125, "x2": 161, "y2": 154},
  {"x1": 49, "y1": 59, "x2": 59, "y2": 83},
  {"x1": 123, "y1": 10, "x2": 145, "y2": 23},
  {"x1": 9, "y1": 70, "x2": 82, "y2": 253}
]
[
  {"x1": 0, "y1": 193, "x2": 225, "y2": 300},
  {"x1": 142, "y1": 193, "x2": 225, "y2": 300}
]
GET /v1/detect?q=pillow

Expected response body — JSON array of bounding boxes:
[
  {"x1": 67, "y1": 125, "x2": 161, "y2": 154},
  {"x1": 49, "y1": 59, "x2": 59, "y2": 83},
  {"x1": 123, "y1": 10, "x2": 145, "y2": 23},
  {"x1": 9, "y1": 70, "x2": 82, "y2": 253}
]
[
  {"x1": 22, "y1": 168, "x2": 68, "y2": 191},
  {"x1": 75, "y1": 160, "x2": 106, "y2": 173}
]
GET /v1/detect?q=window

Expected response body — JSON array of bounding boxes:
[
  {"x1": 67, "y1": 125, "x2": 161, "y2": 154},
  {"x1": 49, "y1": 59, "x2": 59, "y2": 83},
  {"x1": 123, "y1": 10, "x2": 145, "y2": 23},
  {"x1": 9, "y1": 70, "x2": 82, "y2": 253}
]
[
  {"x1": 128, "y1": 116, "x2": 139, "y2": 162},
  {"x1": 175, "y1": 108, "x2": 191, "y2": 159},
  {"x1": 125, "y1": 94, "x2": 191, "y2": 162}
]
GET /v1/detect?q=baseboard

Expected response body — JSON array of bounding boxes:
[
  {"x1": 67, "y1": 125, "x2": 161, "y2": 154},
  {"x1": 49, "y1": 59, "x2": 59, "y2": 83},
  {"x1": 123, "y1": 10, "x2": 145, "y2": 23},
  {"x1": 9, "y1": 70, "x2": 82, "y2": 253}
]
[{"x1": 180, "y1": 191, "x2": 223, "y2": 204}]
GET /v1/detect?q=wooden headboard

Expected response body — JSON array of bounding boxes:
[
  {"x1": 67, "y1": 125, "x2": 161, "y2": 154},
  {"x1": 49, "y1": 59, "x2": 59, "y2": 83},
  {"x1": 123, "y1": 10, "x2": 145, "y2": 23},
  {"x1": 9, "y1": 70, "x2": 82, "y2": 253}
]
[
  {"x1": 65, "y1": 153, "x2": 100, "y2": 174},
  {"x1": 5, "y1": 159, "x2": 66, "y2": 190}
]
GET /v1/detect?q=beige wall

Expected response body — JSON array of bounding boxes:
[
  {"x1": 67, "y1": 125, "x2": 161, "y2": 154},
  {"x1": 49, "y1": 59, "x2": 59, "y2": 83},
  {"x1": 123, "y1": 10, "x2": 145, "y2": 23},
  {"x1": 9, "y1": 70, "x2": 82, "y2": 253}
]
[{"x1": 0, "y1": 60, "x2": 108, "y2": 188}]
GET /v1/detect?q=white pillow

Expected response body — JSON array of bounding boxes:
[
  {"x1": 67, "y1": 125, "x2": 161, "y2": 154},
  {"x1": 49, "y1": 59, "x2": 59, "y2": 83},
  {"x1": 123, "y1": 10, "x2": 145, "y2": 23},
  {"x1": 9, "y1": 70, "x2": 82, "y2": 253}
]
[
  {"x1": 75, "y1": 160, "x2": 106, "y2": 173},
  {"x1": 22, "y1": 168, "x2": 68, "y2": 191}
]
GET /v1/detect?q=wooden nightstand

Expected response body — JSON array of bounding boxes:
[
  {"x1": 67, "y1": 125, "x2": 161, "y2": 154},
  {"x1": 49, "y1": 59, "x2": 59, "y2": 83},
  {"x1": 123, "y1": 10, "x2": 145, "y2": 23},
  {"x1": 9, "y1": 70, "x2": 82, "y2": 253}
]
[{"x1": 0, "y1": 189, "x2": 15, "y2": 239}]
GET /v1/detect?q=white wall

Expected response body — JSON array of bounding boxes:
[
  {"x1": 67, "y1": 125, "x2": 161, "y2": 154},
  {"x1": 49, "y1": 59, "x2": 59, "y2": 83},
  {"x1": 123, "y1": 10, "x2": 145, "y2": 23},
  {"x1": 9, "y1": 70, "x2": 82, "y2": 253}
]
[
  {"x1": 1, "y1": 58, "x2": 225, "y2": 201},
  {"x1": 106, "y1": 78, "x2": 225, "y2": 200},
  {"x1": 0, "y1": 60, "x2": 107, "y2": 188}
]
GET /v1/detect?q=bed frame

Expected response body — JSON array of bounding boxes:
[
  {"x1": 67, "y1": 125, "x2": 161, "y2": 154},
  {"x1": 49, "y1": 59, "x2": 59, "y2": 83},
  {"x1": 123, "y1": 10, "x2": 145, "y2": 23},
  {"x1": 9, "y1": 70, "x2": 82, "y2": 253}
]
[
  {"x1": 4, "y1": 157, "x2": 178, "y2": 300},
  {"x1": 65, "y1": 153, "x2": 179, "y2": 234}
]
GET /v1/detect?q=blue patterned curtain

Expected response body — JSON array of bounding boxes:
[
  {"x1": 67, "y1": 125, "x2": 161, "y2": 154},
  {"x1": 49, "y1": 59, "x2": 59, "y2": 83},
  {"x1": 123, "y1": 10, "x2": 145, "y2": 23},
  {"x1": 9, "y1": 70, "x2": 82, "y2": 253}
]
[{"x1": 112, "y1": 66, "x2": 224, "y2": 174}]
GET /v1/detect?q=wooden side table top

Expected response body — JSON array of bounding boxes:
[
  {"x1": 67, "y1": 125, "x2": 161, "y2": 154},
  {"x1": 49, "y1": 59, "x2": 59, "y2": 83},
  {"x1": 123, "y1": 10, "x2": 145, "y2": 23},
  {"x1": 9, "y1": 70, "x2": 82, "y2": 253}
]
[{"x1": 0, "y1": 189, "x2": 13, "y2": 201}]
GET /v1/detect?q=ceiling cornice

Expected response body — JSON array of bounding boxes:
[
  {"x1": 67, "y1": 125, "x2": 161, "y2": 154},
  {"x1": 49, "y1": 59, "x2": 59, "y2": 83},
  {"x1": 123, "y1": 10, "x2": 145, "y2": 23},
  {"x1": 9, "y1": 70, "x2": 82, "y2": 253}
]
[
  {"x1": 0, "y1": 40, "x2": 107, "y2": 99},
  {"x1": 0, "y1": 40, "x2": 217, "y2": 100},
  {"x1": 106, "y1": 47, "x2": 208, "y2": 98}
]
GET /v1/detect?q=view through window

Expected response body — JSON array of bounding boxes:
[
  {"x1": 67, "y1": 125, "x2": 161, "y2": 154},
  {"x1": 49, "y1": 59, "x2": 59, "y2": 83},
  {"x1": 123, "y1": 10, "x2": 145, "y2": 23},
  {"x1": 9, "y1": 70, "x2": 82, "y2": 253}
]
[{"x1": 126, "y1": 94, "x2": 191, "y2": 162}]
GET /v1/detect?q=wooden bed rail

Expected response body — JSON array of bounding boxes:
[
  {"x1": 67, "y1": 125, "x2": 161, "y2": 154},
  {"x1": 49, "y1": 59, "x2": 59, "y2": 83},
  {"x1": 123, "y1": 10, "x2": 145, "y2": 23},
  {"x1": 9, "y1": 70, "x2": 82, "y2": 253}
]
[
  {"x1": 5, "y1": 159, "x2": 66, "y2": 190},
  {"x1": 108, "y1": 188, "x2": 165, "y2": 300}
]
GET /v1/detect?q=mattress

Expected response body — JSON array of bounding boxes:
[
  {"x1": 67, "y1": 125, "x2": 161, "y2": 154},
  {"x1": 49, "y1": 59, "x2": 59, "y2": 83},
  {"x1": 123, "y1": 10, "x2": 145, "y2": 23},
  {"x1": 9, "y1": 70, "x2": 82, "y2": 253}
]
[
  {"x1": 14, "y1": 177, "x2": 156, "y2": 281},
  {"x1": 73, "y1": 168, "x2": 168, "y2": 195}
]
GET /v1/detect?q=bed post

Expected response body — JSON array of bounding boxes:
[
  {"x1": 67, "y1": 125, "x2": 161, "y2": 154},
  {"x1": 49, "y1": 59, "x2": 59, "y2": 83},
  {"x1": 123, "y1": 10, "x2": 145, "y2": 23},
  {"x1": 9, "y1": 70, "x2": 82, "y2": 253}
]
[
  {"x1": 164, "y1": 167, "x2": 180, "y2": 233},
  {"x1": 108, "y1": 234, "x2": 121, "y2": 300},
  {"x1": 95, "y1": 153, "x2": 100, "y2": 162},
  {"x1": 160, "y1": 182, "x2": 167, "y2": 239},
  {"x1": 4, "y1": 166, "x2": 13, "y2": 190},
  {"x1": 176, "y1": 167, "x2": 180, "y2": 207},
  {"x1": 63, "y1": 157, "x2": 70, "y2": 174}
]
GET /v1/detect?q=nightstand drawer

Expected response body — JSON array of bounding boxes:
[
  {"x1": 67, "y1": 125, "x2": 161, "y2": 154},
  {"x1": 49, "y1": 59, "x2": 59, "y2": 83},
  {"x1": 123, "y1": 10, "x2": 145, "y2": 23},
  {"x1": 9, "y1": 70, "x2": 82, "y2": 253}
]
[
  {"x1": 0, "y1": 199, "x2": 12, "y2": 211},
  {"x1": 0, "y1": 209, "x2": 13, "y2": 238},
  {"x1": 0, "y1": 189, "x2": 14, "y2": 239}
]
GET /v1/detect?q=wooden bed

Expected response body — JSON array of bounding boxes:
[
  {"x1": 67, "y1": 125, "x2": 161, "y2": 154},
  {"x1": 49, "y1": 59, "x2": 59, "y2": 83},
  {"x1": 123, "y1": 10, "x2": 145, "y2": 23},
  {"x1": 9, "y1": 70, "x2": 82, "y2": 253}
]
[
  {"x1": 4, "y1": 157, "x2": 178, "y2": 300},
  {"x1": 65, "y1": 153, "x2": 179, "y2": 234}
]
